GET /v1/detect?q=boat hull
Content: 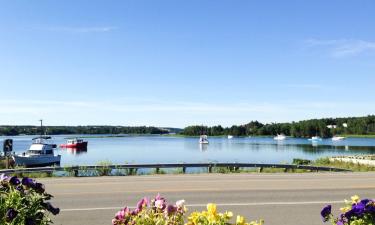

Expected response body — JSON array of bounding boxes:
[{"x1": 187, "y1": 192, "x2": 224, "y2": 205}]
[
  {"x1": 332, "y1": 137, "x2": 346, "y2": 141},
  {"x1": 12, "y1": 155, "x2": 61, "y2": 167},
  {"x1": 60, "y1": 142, "x2": 88, "y2": 149}
]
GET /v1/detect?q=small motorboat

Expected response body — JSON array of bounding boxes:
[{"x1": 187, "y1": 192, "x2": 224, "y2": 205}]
[
  {"x1": 274, "y1": 134, "x2": 286, "y2": 141},
  {"x1": 60, "y1": 138, "x2": 88, "y2": 149},
  {"x1": 332, "y1": 136, "x2": 346, "y2": 141},
  {"x1": 308, "y1": 136, "x2": 322, "y2": 141},
  {"x1": 227, "y1": 135, "x2": 234, "y2": 139},
  {"x1": 199, "y1": 135, "x2": 209, "y2": 144}
]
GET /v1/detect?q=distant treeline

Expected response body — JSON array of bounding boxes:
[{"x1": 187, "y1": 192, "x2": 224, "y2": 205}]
[
  {"x1": 0, "y1": 126, "x2": 169, "y2": 136},
  {"x1": 182, "y1": 115, "x2": 375, "y2": 138}
]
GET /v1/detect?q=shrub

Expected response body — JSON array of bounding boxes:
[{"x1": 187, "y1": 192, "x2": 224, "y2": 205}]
[
  {"x1": 97, "y1": 161, "x2": 112, "y2": 176},
  {"x1": 321, "y1": 195, "x2": 375, "y2": 225},
  {"x1": 112, "y1": 194, "x2": 186, "y2": 225},
  {"x1": 187, "y1": 203, "x2": 264, "y2": 225},
  {"x1": 292, "y1": 158, "x2": 311, "y2": 165},
  {"x1": 0, "y1": 174, "x2": 59, "y2": 225},
  {"x1": 113, "y1": 194, "x2": 264, "y2": 225}
]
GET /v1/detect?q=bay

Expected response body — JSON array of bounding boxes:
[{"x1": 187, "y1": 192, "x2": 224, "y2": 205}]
[{"x1": 2, "y1": 135, "x2": 375, "y2": 166}]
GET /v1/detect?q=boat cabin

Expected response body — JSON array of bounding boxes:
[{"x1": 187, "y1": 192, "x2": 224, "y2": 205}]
[
  {"x1": 67, "y1": 138, "x2": 84, "y2": 144},
  {"x1": 26, "y1": 137, "x2": 55, "y2": 155}
]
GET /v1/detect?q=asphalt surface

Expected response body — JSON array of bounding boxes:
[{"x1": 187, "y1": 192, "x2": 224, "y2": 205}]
[{"x1": 40, "y1": 172, "x2": 375, "y2": 225}]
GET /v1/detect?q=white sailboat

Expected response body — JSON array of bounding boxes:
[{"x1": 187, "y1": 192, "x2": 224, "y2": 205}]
[
  {"x1": 274, "y1": 134, "x2": 286, "y2": 141},
  {"x1": 199, "y1": 135, "x2": 209, "y2": 144},
  {"x1": 332, "y1": 136, "x2": 346, "y2": 141},
  {"x1": 308, "y1": 136, "x2": 322, "y2": 141}
]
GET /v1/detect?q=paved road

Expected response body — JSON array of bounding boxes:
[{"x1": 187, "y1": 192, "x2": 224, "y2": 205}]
[{"x1": 40, "y1": 172, "x2": 375, "y2": 225}]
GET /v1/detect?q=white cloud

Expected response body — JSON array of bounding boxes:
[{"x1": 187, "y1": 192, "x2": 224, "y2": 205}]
[{"x1": 304, "y1": 38, "x2": 375, "y2": 58}]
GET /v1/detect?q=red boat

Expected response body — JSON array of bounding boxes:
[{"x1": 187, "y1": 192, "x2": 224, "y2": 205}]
[{"x1": 60, "y1": 138, "x2": 88, "y2": 149}]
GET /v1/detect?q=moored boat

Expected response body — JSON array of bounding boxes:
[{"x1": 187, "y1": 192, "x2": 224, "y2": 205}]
[
  {"x1": 332, "y1": 136, "x2": 346, "y2": 141},
  {"x1": 308, "y1": 136, "x2": 322, "y2": 141},
  {"x1": 227, "y1": 135, "x2": 234, "y2": 139},
  {"x1": 199, "y1": 135, "x2": 209, "y2": 144},
  {"x1": 60, "y1": 138, "x2": 88, "y2": 149},
  {"x1": 12, "y1": 120, "x2": 61, "y2": 167},
  {"x1": 12, "y1": 136, "x2": 61, "y2": 167},
  {"x1": 274, "y1": 134, "x2": 286, "y2": 141}
]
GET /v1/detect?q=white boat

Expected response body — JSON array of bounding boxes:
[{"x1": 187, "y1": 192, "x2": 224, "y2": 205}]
[
  {"x1": 274, "y1": 134, "x2": 286, "y2": 141},
  {"x1": 12, "y1": 136, "x2": 61, "y2": 167},
  {"x1": 12, "y1": 120, "x2": 61, "y2": 167},
  {"x1": 199, "y1": 135, "x2": 209, "y2": 144},
  {"x1": 332, "y1": 136, "x2": 346, "y2": 141},
  {"x1": 227, "y1": 135, "x2": 234, "y2": 139},
  {"x1": 308, "y1": 136, "x2": 322, "y2": 141}
]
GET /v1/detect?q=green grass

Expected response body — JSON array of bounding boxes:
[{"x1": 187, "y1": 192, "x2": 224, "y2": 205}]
[
  {"x1": 340, "y1": 134, "x2": 375, "y2": 138},
  {"x1": 313, "y1": 157, "x2": 375, "y2": 172}
]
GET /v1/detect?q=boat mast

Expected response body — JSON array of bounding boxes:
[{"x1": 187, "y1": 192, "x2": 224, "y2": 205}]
[{"x1": 39, "y1": 119, "x2": 43, "y2": 137}]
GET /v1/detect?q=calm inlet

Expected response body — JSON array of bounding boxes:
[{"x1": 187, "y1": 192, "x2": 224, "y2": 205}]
[{"x1": 2, "y1": 135, "x2": 375, "y2": 166}]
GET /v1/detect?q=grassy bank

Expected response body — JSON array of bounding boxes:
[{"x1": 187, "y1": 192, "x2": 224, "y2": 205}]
[
  {"x1": 313, "y1": 157, "x2": 375, "y2": 172},
  {"x1": 340, "y1": 134, "x2": 375, "y2": 138}
]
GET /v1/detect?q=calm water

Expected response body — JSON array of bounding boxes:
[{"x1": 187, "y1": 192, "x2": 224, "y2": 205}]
[{"x1": 2, "y1": 135, "x2": 375, "y2": 166}]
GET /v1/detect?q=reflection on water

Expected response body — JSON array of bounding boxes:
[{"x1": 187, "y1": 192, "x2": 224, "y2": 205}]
[
  {"x1": 199, "y1": 144, "x2": 208, "y2": 152},
  {"x1": 1, "y1": 135, "x2": 375, "y2": 166},
  {"x1": 65, "y1": 147, "x2": 88, "y2": 155}
]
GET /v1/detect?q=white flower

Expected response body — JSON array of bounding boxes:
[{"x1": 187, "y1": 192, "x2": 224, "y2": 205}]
[
  {"x1": 176, "y1": 199, "x2": 185, "y2": 208},
  {"x1": 0, "y1": 174, "x2": 8, "y2": 182}
]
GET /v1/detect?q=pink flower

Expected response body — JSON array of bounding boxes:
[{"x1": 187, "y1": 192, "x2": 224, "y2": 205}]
[
  {"x1": 155, "y1": 199, "x2": 166, "y2": 209},
  {"x1": 136, "y1": 197, "x2": 148, "y2": 211}
]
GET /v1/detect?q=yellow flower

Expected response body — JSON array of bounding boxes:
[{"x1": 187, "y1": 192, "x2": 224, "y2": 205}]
[
  {"x1": 207, "y1": 203, "x2": 217, "y2": 215},
  {"x1": 226, "y1": 211, "x2": 233, "y2": 218},
  {"x1": 351, "y1": 195, "x2": 360, "y2": 204},
  {"x1": 236, "y1": 215, "x2": 245, "y2": 225},
  {"x1": 340, "y1": 206, "x2": 351, "y2": 213}
]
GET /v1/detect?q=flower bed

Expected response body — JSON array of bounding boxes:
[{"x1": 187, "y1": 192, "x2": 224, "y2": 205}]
[
  {"x1": 321, "y1": 195, "x2": 375, "y2": 225},
  {"x1": 112, "y1": 194, "x2": 264, "y2": 225},
  {"x1": 0, "y1": 174, "x2": 59, "y2": 225}
]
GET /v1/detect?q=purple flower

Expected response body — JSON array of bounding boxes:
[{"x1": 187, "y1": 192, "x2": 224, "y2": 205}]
[
  {"x1": 365, "y1": 201, "x2": 375, "y2": 213},
  {"x1": 5, "y1": 208, "x2": 18, "y2": 222},
  {"x1": 360, "y1": 199, "x2": 370, "y2": 205},
  {"x1": 321, "y1": 205, "x2": 331, "y2": 222},
  {"x1": 42, "y1": 202, "x2": 60, "y2": 215},
  {"x1": 22, "y1": 177, "x2": 35, "y2": 188},
  {"x1": 33, "y1": 182, "x2": 45, "y2": 193},
  {"x1": 165, "y1": 204, "x2": 177, "y2": 216},
  {"x1": 16, "y1": 185, "x2": 24, "y2": 193},
  {"x1": 336, "y1": 220, "x2": 344, "y2": 225},
  {"x1": 9, "y1": 176, "x2": 20, "y2": 186}
]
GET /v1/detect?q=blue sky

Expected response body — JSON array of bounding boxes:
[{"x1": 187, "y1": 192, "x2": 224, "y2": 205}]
[{"x1": 0, "y1": 0, "x2": 375, "y2": 127}]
